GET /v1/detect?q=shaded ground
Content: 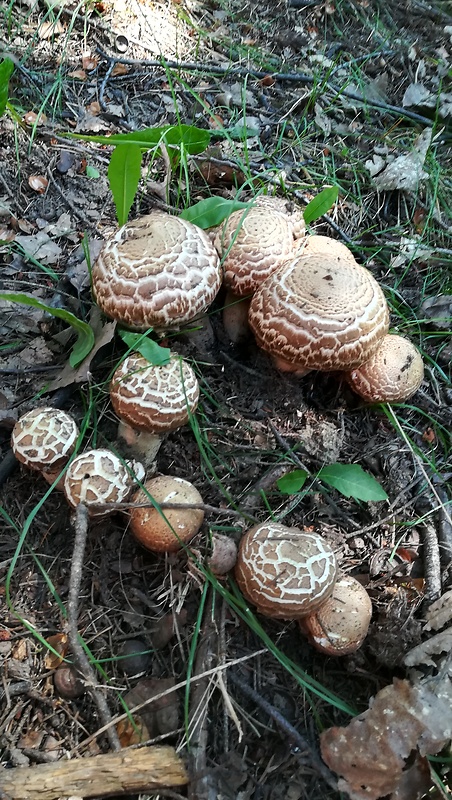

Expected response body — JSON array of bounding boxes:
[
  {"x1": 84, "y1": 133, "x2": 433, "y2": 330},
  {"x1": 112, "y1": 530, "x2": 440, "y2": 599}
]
[{"x1": 0, "y1": 1, "x2": 451, "y2": 799}]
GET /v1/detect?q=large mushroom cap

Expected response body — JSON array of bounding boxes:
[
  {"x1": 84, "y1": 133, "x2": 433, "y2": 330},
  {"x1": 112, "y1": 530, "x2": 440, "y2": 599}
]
[
  {"x1": 110, "y1": 353, "x2": 200, "y2": 433},
  {"x1": 92, "y1": 211, "x2": 222, "y2": 331},
  {"x1": 215, "y1": 199, "x2": 305, "y2": 297},
  {"x1": 11, "y1": 407, "x2": 79, "y2": 472},
  {"x1": 249, "y1": 237, "x2": 389, "y2": 371},
  {"x1": 64, "y1": 448, "x2": 142, "y2": 516},
  {"x1": 129, "y1": 475, "x2": 204, "y2": 553},
  {"x1": 234, "y1": 522, "x2": 338, "y2": 619},
  {"x1": 345, "y1": 334, "x2": 424, "y2": 402}
]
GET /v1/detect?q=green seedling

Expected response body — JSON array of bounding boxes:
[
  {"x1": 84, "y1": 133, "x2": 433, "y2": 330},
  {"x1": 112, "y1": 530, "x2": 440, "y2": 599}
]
[{"x1": 277, "y1": 462, "x2": 388, "y2": 502}]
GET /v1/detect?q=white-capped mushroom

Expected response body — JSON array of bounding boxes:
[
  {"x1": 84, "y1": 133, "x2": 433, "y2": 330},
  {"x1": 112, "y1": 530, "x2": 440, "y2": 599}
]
[
  {"x1": 248, "y1": 235, "x2": 389, "y2": 373},
  {"x1": 299, "y1": 573, "x2": 372, "y2": 655},
  {"x1": 91, "y1": 211, "x2": 222, "y2": 331},
  {"x1": 129, "y1": 475, "x2": 204, "y2": 553},
  {"x1": 110, "y1": 352, "x2": 200, "y2": 465},
  {"x1": 234, "y1": 522, "x2": 338, "y2": 618},
  {"x1": 11, "y1": 407, "x2": 79, "y2": 474},
  {"x1": 64, "y1": 448, "x2": 144, "y2": 516},
  {"x1": 344, "y1": 333, "x2": 424, "y2": 402}
]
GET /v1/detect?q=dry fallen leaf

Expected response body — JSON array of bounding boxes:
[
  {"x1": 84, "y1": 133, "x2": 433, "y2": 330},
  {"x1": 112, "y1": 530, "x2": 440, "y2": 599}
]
[
  {"x1": 28, "y1": 175, "x2": 49, "y2": 193},
  {"x1": 366, "y1": 129, "x2": 432, "y2": 192}
]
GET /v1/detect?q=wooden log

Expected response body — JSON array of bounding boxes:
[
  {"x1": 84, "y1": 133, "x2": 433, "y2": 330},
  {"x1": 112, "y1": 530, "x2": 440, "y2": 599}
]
[{"x1": 0, "y1": 745, "x2": 188, "y2": 800}]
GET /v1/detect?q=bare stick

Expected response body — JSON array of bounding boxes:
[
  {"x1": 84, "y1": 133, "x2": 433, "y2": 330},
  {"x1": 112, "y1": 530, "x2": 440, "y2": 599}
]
[{"x1": 67, "y1": 504, "x2": 121, "y2": 751}]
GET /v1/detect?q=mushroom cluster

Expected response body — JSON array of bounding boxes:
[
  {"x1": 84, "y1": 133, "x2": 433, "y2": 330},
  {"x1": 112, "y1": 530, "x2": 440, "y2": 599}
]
[{"x1": 234, "y1": 521, "x2": 372, "y2": 656}]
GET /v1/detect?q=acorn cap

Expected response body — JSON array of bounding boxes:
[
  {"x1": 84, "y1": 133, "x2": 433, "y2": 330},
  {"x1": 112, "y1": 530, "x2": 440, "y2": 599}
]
[
  {"x1": 110, "y1": 353, "x2": 200, "y2": 433},
  {"x1": 248, "y1": 236, "x2": 389, "y2": 371},
  {"x1": 234, "y1": 522, "x2": 338, "y2": 619},
  {"x1": 11, "y1": 407, "x2": 79, "y2": 472},
  {"x1": 129, "y1": 475, "x2": 204, "y2": 553},
  {"x1": 345, "y1": 334, "x2": 424, "y2": 402},
  {"x1": 92, "y1": 211, "x2": 222, "y2": 331}
]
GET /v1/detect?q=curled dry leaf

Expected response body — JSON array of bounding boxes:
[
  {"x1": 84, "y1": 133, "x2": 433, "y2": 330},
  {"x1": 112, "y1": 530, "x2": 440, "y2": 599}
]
[
  {"x1": 404, "y1": 628, "x2": 452, "y2": 668},
  {"x1": 28, "y1": 175, "x2": 48, "y2": 193},
  {"x1": 320, "y1": 675, "x2": 452, "y2": 800},
  {"x1": 424, "y1": 589, "x2": 452, "y2": 631}
]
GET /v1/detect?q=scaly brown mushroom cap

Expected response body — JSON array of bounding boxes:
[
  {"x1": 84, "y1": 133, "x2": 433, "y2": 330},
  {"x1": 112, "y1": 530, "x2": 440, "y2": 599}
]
[
  {"x1": 129, "y1": 475, "x2": 204, "y2": 553},
  {"x1": 11, "y1": 407, "x2": 79, "y2": 472},
  {"x1": 299, "y1": 573, "x2": 372, "y2": 656},
  {"x1": 110, "y1": 353, "x2": 200, "y2": 433},
  {"x1": 92, "y1": 211, "x2": 222, "y2": 331},
  {"x1": 345, "y1": 334, "x2": 424, "y2": 402},
  {"x1": 248, "y1": 237, "x2": 389, "y2": 371},
  {"x1": 64, "y1": 449, "x2": 143, "y2": 516},
  {"x1": 234, "y1": 522, "x2": 338, "y2": 619},
  {"x1": 214, "y1": 198, "x2": 305, "y2": 297}
]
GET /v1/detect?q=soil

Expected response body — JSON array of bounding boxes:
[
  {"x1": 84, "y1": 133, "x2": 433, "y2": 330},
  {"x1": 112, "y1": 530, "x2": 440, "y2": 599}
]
[{"x1": 0, "y1": 1, "x2": 451, "y2": 799}]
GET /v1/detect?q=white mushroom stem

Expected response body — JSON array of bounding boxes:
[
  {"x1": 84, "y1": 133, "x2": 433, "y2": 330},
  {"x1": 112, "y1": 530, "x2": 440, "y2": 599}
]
[
  {"x1": 222, "y1": 290, "x2": 251, "y2": 344},
  {"x1": 117, "y1": 420, "x2": 163, "y2": 468}
]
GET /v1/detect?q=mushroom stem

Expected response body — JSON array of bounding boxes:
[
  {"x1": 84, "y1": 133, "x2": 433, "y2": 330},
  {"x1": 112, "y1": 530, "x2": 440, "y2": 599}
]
[
  {"x1": 222, "y1": 290, "x2": 251, "y2": 344},
  {"x1": 117, "y1": 420, "x2": 162, "y2": 468}
]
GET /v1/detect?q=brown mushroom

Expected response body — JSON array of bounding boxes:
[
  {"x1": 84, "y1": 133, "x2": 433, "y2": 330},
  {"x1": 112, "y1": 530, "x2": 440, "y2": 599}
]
[
  {"x1": 129, "y1": 475, "x2": 204, "y2": 553},
  {"x1": 248, "y1": 235, "x2": 389, "y2": 373},
  {"x1": 299, "y1": 573, "x2": 372, "y2": 656},
  {"x1": 11, "y1": 407, "x2": 79, "y2": 476},
  {"x1": 110, "y1": 352, "x2": 200, "y2": 465},
  {"x1": 214, "y1": 197, "x2": 305, "y2": 297},
  {"x1": 92, "y1": 211, "x2": 222, "y2": 331},
  {"x1": 234, "y1": 522, "x2": 338, "y2": 618},
  {"x1": 64, "y1": 448, "x2": 144, "y2": 516},
  {"x1": 344, "y1": 333, "x2": 424, "y2": 402}
]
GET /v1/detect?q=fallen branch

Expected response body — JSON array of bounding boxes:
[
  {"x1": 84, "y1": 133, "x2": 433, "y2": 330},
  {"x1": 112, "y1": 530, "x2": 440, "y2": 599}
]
[{"x1": 0, "y1": 745, "x2": 188, "y2": 800}]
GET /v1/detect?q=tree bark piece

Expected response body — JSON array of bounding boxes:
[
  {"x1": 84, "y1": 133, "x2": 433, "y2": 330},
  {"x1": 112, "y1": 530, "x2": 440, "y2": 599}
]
[{"x1": 0, "y1": 745, "x2": 188, "y2": 800}]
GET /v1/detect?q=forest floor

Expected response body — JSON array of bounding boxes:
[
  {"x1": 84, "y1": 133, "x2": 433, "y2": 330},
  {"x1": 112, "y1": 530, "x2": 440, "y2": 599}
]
[{"x1": 0, "y1": 1, "x2": 451, "y2": 799}]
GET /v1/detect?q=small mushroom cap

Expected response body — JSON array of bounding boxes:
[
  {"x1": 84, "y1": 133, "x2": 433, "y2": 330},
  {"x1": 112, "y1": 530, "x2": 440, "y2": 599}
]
[
  {"x1": 249, "y1": 238, "x2": 389, "y2": 371},
  {"x1": 92, "y1": 211, "x2": 222, "y2": 331},
  {"x1": 299, "y1": 574, "x2": 372, "y2": 655},
  {"x1": 345, "y1": 334, "x2": 424, "y2": 402},
  {"x1": 234, "y1": 522, "x2": 338, "y2": 619},
  {"x1": 110, "y1": 353, "x2": 200, "y2": 433},
  {"x1": 129, "y1": 475, "x2": 204, "y2": 553},
  {"x1": 214, "y1": 199, "x2": 305, "y2": 297},
  {"x1": 11, "y1": 407, "x2": 79, "y2": 472},
  {"x1": 64, "y1": 449, "x2": 142, "y2": 516}
]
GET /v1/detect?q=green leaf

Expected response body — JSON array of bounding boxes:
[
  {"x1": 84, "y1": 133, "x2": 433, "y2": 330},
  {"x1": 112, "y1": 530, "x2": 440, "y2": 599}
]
[
  {"x1": 0, "y1": 293, "x2": 94, "y2": 368},
  {"x1": 0, "y1": 58, "x2": 14, "y2": 118},
  {"x1": 277, "y1": 469, "x2": 308, "y2": 494},
  {"x1": 180, "y1": 197, "x2": 250, "y2": 229},
  {"x1": 118, "y1": 330, "x2": 171, "y2": 366},
  {"x1": 85, "y1": 164, "x2": 100, "y2": 178},
  {"x1": 64, "y1": 124, "x2": 210, "y2": 155},
  {"x1": 303, "y1": 185, "x2": 339, "y2": 225},
  {"x1": 108, "y1": 143, "x2": 142, "y2": 226},
  {"x1": 318, "y1": 463, "x2": 388, "y2": 502}
]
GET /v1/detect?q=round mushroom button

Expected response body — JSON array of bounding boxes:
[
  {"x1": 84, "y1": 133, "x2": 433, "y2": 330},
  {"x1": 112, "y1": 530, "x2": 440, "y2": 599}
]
[
  {"x1": 11, "y1": 407, "x2": 79, "y2": 472},
  {"x1": 345, "y1": 334, "x2": 424, "y2": 403}
]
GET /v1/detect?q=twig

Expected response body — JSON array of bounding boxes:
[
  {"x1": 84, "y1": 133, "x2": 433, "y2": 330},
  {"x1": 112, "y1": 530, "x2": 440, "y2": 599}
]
[
  {"x1": 420, "y1": 521, "x2": 442, "y2": 605},
  {"x1": 67, "y1": 504, "x2": 121, "y2": 751},
  {"x1": 229, "y1": 672, "x2": 338, "y2": 792}
]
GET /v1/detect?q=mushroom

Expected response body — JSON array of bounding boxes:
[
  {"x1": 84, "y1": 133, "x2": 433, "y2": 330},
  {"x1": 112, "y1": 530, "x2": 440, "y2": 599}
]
[
  {"x1": 214, "y1": 197, "x2": 305, "y2": 298},
  {"x1": 234, "y1": 522, "x2": 338, "y2": 618},
  {"x1": 91, "y1": 211, "x2": 222, "y2": 331},
  {"x1": 298, "y1": 573, "x2": 372, "y2": 656},
  {"x1": 11, "y1": 407, "x2": 79, "y2": 484},
  {"x1": 248, "y1": 235, "x2": 389, "y2": 374},
  {"x1": 64, "y1": 448, "x2": 144, "y2": 516},
  {"x1": 129, "y1": 475, "x2": 204, "y2": 553},
  {"x1": 344, "y1": 333, "x2": 424, "y2": 403},
  {"x1": 215, "y1": 198, "x2": 305, "y2": 343},
  {"x1": 110, "y1": 352, "x2": 200, "y2": 466}
]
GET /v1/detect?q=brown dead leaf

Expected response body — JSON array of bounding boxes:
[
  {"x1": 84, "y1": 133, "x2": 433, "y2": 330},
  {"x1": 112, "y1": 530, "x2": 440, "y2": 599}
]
[
  {"x1": 38, "y1": 20, "x2": 65, "y2": 39},
  {"x1": 82, "y1": 52, "x2": 98, "y2": 71},
  {"x1": 87, "y1": 101, "x2": 101, "y2": 115},
  {"x1": 320, "y1": 676, "x2": 452, "y2": 800},
  {"x1": 23, "y1": 111, "x2": 48, "y2": 127},
  {"x1": 123, "y1": 677, "x2": 180, "y2": 738},
  {"x1": 28, "y1": 175, "x2": 48, "y2": 193},
  {"x1": 68, "y1": 69, "x2": 87, "y2": 81},
  {"x1": 424, "y1": 590, "x2": 452, "y2": 631},
  {"x1": 46, "y1": 313, "x2": 116, "y2": 391},
  {"x1": 116, "y1": 716, "x2": 150, "y2": 747},
  {"x1": 111, "y1": 63, "x2": 130, "y2": 77},
  {"x1": 44, "y1": 633, "x2": 68, "y2": 670}
]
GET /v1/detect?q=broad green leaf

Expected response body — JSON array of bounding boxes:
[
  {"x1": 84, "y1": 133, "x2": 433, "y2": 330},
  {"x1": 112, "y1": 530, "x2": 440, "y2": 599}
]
[
  {"x1": 303, "y1": 185, "x2": 339, "y2": 225},
  {"x1": 108, "y1": 143, "x2": 142, "y2": 226},
  {"x1": 0, "y1": 58, "x2": 14, "y2": 117},
  {"x1": 0, "y1": 293, "x2": 94, "y2": 368},
  {"x1": 318, "y1": 463, "x2": 388, "y2": 502},
  {"x1": 180, "y1": 197, "x2": 249, "y2": 229},
  {"x1": 64, "y1": 124, "x2": 210, "y2": 155},
  {"x1": 277, "y1": 469, "x2": 308, "y2": 494},
  {"x1": 119, "y1": 330, "x2": 171, "y2": 366}
]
